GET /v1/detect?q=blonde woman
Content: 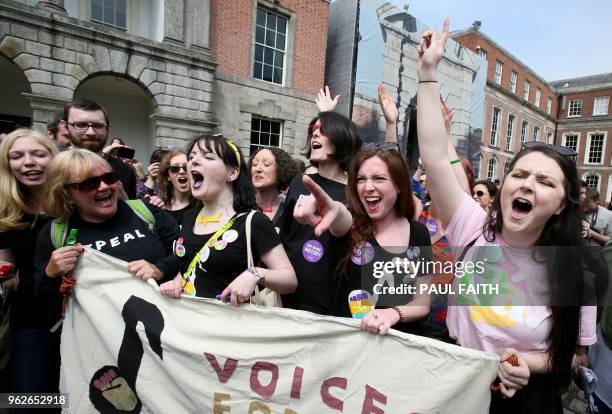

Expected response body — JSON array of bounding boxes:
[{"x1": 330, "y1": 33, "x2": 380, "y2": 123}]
[{"x1": 0, "y1": 129, "x2": 59, "y2": 397}]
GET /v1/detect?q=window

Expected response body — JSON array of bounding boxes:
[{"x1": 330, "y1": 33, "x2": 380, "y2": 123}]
[
  {"x1": 562, "y1": 134, "x2": 578, "y2": 152},
  {"x1": 547, "y1": 131, "x2": 553, "y2": 144},
  {"x1": 253, "y1": 7, "x2": 288, "y2": 85},
  {"x1": 490, "y1": 107, "x2": 501, "y2": 146},
  {"x1": 477, "y1": 48, "x2": 487, "y2": 60},
  {"x1": 91, "y1": 0, "x2": 126, "y2": 29},
  {"x1": 523, "y1": 80, "x2": 530, "y2": 100},
  {"x1": 568, "y1": 99, "x2": 582, "y2": 117},
  {"x1": 520, "y1": 121, "x2": 528, "y2": 143},
  {"x1": 487, "y1": 158, "x2": 497, "y2": 181},
  {"x1": 494, "y1": 61, "x2": 503, "y2": 85},
  {"x1": 533, "y1": 126, "x2": 540, "y2": 141},
  {"x1": 535, "y1": 88, "x2": 541, "y2": 108},
  {"x1": 586, "y1": 133, "x2": 605, "y2": 164},
  {"x1": 510, "y1": 71, "x2": 517, "y2": 93},
  {"x1": 503, "y1": 161, "x2": 510, "y2": 177},
  {"x1": 593, "y1": 96, "x2": 609, "y2": 116},
  {"x1": 250, "y1": 117, "x2": 282, "y2": 155},
  {"x1": 547, "y1": 97, "x2": 552, "y2": 115},
  {"x1": 505, "y1": 114, "x2": 515, "y2": 151},
  {"x1": 585, "y1": 174, "x2": 599, "y2": 189}
]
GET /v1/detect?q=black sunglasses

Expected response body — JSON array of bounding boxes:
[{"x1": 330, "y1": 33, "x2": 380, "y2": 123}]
[
  {"x1": 66, "y1": 172, "x2": 118, "y2": 192},
  {"x1": 361, "y1": 142, "x2": 400, "y2": 151},
  {"x1": 475, "y1": 190, "x2": 487, "y2": 197},
  {"x1": 168, "y1": 164, "x2": 188, "y2": 174},
  {"x1": 521, "y1": 141, "x2": 578, "y2": 162}
]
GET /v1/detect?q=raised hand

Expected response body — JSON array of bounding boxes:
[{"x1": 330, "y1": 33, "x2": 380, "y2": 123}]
[
  {"x1": 293, "y1": 175, "x2": 344, "y2": 237},
  {"x1": 378, "y1": 84, "x2": 398, "y2": 125},
  {"x1": 417, "y1": 18, "x2": 450, "y2": 78},
  {"x1": 316, "y1": 86, "x2": 340, "y2": 112}
]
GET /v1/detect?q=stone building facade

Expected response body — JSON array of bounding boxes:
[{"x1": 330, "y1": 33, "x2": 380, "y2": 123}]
[
  {"x1": 0, "y1": 0, "x2": 326, "y2": 160},
  {"x1": 453, "y1": 24, "x2": 558, "y2": 184},
  {"x1": 551, "y1": 74, "x2": 612, "y2": 203}
]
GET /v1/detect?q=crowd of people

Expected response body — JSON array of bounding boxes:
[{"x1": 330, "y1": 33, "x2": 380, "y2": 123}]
[{"x1": 0, "y1": 19, "x2": 611, "y2": 414}]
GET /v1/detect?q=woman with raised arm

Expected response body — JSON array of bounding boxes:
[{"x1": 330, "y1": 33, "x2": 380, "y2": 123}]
[
  {"x1": 159, "y1": 134, "x2": 296, "y2": 305},
  {"x1": 0, "y1": 129, "x2": 59, "y2": 404},
  {"x1": 416, "y1": 19, "x2": 595, "y2": 411}
]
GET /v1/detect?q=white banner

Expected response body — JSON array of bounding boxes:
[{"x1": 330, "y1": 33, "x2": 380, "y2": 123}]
[{"x1": 60, "y1": 248, "x2": 499, "y2": 413}]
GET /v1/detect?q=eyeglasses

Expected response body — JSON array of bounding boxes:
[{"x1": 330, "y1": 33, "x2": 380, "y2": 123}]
[
  {"x1": 66, "y1": 172, "x2": 118, "y2": 192},
  {"x1": 307, "y1": 124, "x2": 324, "y2": 139},
  {"x1": 361, "y1": 142, "x2": 400, "y2": 151},
  {"x1": 521, "y1": 141, "x2": 578, "y2": 162},
  {"x1": 67, "y1": 122, "x2": 108, "y2": 132},
  {"x1": 168, "y1": 164, "x2": 188, "y2": 174}
]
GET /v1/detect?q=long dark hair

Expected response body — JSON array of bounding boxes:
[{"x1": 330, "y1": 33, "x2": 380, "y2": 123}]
[
  {"x1": 186, "y1": 134, "x2": 257, "y2": 213},
  {"x1": 340, "y1": 148, "x2": 415, "y2": 271},
  {"x1": 485, "y1": 145, "x2": 583, "y2": 388},
  {"x1": 302, "y1": 111, "x2": 362, "y2": 171}
]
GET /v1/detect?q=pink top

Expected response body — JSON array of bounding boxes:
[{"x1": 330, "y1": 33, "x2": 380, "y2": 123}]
[{"x1": 444, "y1": 193, "x2": 596, "y2": 356}]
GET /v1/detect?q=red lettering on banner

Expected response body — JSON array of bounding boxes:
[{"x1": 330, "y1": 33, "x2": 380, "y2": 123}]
[
  {"x1": 213, "y1": 392, "x2": 231, "y2": 413},
  {"x1": 361, "y1": 384, "x2": 387, "y2": 414},
  {"x1": 250, "y1": 361, "x2": 279, "y2": 399},
  {"x1": 320, "y1": 377, "x2": 347, "y2": 411},
  {"x1": 205, "y1": 352, "x2": 238, "y2": 384},
  {"x1": 291, "y1": 366, "x2": 304, "y2": 399}
]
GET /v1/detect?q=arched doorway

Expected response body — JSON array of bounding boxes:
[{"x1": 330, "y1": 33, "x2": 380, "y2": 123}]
[
  {"x1": 74, "y1": 75, "x2": 155, "y2": 165},
  {"x1": 0, "y1": 55, "x2": 32, "y2": 133}
]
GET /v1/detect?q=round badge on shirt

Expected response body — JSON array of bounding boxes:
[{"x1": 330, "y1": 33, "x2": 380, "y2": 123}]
[{"x1": 302, "y1": 240, "x2": 324, "y2": 263}]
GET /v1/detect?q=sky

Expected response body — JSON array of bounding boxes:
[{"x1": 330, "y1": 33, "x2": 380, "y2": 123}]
[{"x1": 389, "y1": 0, "x2": 612, "y2": 82}]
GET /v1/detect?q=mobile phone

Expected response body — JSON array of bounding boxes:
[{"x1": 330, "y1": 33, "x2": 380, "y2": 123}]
[{"x1": 116, "y1": 147, "x2": 135, "y2": 160}]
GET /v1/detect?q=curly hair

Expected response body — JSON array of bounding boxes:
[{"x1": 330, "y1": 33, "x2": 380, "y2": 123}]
[
  {"x1": 0, "y1": 129, "x2": 58, "y2": 231},
  {"x1": 248, "y1": 147, "x2": 300, "y2": 192}
]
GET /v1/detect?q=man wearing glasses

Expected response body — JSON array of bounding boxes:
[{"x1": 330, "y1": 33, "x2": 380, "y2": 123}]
[{"x1": 60, "y1": 99, "x2": 137, "y2": 198}]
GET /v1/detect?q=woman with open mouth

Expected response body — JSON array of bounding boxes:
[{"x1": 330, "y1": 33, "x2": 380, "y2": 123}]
[
  {"x1": 159, "y1": 134, "x2": 296, "y2": 304},
  {"x1": 416, "y1": 19, "x2": 595, "y2": 412},
  {"x1": 0, "y1": 129, "x2": 59, "y2": 405},
  {"x1": 249, "y1": 147, "x2": 301, "y2": 224},
  {"x1": 157, "y1": 149, "x2": 197, "y2": 226}
]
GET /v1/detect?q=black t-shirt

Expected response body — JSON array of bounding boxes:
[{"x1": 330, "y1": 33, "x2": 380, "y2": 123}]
[
  {"x1": 105, "y1": 154, "x2": 137, "y2": 199},
  {"x1": 166, "y1": 204, "x2": 196, "y2": 228},
  {"x1": 334, "y1": 221, "x2": 432, "y2": 334},
  {"x1": 33, "y1": 201, "x2": 179, "y2": 327},
  {"x1": 0, "y1": 214, "x2": 52, "y2": 330},
  {"x1": 277, "y1": 174, "x2": 348, "y2": 315},
  {"x1": 176, "y1": 209, "x2": 280, "y2": 299}
]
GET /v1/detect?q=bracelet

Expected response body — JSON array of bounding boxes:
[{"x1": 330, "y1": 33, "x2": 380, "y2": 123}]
[
  {"x1": 418, "y1": 80, "x2": 438, "y2": 84},
  {"x1": 391, "y1": 306, "x2": 403, "y2": 323},
  {"x1": 247, "y1": 267, "x2": 263, "y2": 280},
  {"x1": 450, "y1": 159, "x2": 461, "y2": 165}
]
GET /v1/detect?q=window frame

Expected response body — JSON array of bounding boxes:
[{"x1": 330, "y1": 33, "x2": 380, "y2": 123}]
[
  {"x1": 535, "y1": 88, "x2": 541, "y2": 108},
  {"x1": 249, "y1": 116, "x2": 283, "y2": 156},
  {"x1": 505, "y1": 113, "x2": 515, "y2": 151},
  {"x1": 494, "y1": 60, "x2": 503, "y2": 85},
  {"x1": 584, "y1": 173, "x2": 600, "y2": 190},
  {"x1": 523, "y1": 79, "x2": 531, "y2": 100},
  {"x1": 90, "y1": 0, "x2": 127, "y2": 31},
  {"x1": 509, "y1": 70, "x2": 517, "y2": 94},
  {"x1": 520, "y1": 120, "x2": 528, "y2": 143},
  {"x1": 568, "y1": 99, "x2": 583, "y2": 117},
  {"x1": 486, "y1": 158, "x2": 497, "y2": 181},
  {"x1": 490, "y1": 107, "x2": 501, "y2": 147},
  {"x1": 546, "y1": 97, "x2": 552, "y2": 115},
  {"x1": 584, "y1": 131, "x2": 607, "y2": 165},
  {"x1": 562, "y1": 132, "x2": 580, "y2": 153},
  {"x1": 593, "y1": 96, "x2": 609, "y2": 116},
  {"x1": 533, "y1": 126, "x2": 540, "y2": 141}
]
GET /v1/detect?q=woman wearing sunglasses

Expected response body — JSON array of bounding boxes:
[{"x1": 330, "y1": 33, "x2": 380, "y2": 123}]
[
  {"x1": 249, "y1": 147, "x2": 300, "y2": 224},
  {"x1": 157, "y1": 149, "x2": 197, "y2": 225},
  {"x1": 34, "y1": 149, "x2": 180, "y2": 327},
  {"x1": 416, "y1": 19, "x2": 595, "y2": 411},
  {"x1": 159, "y1": 134, "x2": 296, "y2": 305},
  {"x1": 473, "y1": 180, "x2": 498, "y2": 213},
  {"x1": 0, "y1": 129, "x2": 59, "y2": 403}
]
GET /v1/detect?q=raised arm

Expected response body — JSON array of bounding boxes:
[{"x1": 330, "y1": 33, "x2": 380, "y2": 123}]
[
  {"x1": 416, "y1": 18, "x2": 464, "y2": 227},
  {"x1": 379, "y1": 84, "x2": 399, "y2": 143},
  {"x1": 316, "y1": 86, "x2": 340, "y2": 112}
]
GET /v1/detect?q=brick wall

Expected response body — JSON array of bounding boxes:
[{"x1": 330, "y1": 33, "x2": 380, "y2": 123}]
[
  {"x1": 454, "y1": 32, "x2": 558, "y2": 117},
  {"x1": 210, "y1": 0, "x2": 328, "y2": 94},
  {"x1": 557, "y1": 87, "x2": 612, "y2": 119}
]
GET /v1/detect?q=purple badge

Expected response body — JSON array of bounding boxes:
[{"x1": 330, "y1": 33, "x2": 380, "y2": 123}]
[
  {"x1": 302, "y1": 240, "x2": 324, "y2": 263},
  {"x1": 425, "y1": 219, "x2": 439, "y2": 236},
  {"x1": 351, "y1": 241, "x2": 375, "y2": 265}
]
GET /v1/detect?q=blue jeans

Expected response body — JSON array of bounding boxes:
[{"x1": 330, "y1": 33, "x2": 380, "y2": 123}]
[{"x1": 10, "y1": 328, "x2": 60, "y2": 414}]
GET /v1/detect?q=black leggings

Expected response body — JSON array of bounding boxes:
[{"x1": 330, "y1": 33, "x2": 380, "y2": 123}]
[{"x1": 489, "y1": 375, "x2": 563, "y2": 414}]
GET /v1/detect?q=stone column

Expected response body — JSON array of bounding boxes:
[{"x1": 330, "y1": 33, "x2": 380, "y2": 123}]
[
  {"x1": 37, "y1": 0, "x2": 67, "y2": 14},
  {"x1": 22, "y1": 93, "x2": 69, "y2": 133}
]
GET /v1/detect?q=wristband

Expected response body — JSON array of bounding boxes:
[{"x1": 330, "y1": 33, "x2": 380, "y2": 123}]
[
  {"x1": 391, "y1": 306, "x2": 404, "y2": 323},
  {"x1": 247, "y1": 267, "x2": 264, "y2": 282},
  {"x1": 418, "y1": 80, "x2": 438, "y2": 84},
  {"x1": 450, "y1": 159, "x2": 461, "y2": 165}
]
